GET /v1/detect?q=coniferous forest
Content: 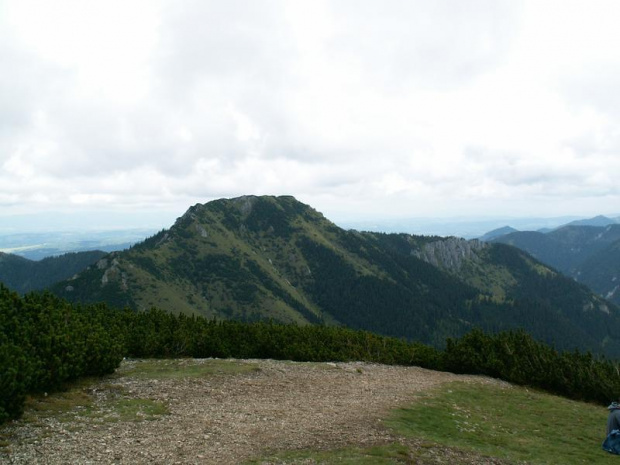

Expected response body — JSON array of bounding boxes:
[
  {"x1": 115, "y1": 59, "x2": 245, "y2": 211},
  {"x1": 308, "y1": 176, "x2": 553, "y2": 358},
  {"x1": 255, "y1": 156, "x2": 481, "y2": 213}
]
[{"x1": 2, "y1": 283, "x2": 620, "y2": 425}]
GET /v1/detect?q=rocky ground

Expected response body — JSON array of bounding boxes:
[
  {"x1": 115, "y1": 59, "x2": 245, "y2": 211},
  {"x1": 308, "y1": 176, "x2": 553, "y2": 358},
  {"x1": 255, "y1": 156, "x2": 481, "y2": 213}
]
[{"x1": 1, "y1": 358, "x2": 513, "y2": 464}]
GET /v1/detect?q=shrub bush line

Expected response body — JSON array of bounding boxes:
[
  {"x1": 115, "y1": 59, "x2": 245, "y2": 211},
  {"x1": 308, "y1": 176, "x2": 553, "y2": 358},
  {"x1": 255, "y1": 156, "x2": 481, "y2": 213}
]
[{"x1": 1, "y1": 284, "x2": 619, "y2": 424}]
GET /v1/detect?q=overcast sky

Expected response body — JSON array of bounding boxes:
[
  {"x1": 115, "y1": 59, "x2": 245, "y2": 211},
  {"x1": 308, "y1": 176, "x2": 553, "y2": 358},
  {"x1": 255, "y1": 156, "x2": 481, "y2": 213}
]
[{"x1": 1, "y1": 0, "x2": 619, "y2": 229}]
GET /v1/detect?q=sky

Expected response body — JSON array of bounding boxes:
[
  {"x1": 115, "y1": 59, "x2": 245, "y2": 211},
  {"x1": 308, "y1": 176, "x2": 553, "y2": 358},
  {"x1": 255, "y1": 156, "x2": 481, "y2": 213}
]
[{"x1": 1, "y1": 0, "x2": 619, "y2": 231}]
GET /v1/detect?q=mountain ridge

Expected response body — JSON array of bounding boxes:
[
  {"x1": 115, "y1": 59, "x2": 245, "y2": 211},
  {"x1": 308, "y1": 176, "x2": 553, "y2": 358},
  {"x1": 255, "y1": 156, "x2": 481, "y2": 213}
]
[
  {"x1": 0, "y1": 250, "x2": 107, "y2": 294},
  {"x1": 491, "y1": 224, "x2": 620, "y2": 305},
  {"x1": 50, "y1": 195, "x2": 620, "y2": 356}
]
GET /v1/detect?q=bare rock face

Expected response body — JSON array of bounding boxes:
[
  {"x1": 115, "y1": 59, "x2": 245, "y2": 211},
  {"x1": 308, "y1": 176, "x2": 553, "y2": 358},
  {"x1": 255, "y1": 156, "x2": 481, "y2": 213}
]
[
  {"x1": 156, "y1": 233, "x2": 170, "y2": 247},
  {"x1": 413, "y1": 238, "x2": 488, "y2": 271},
  {"x1": 235, "y1": 195, "x2": 257, "y2": 216},
  {"x1": 100, "y1": 255, "x2": 128, "y2": 290},
  {"x1": 101, "y1": 267, "x2": 116, "y2": 285},
  {"x1": 195, "y1": 224, "x2": 208, "y2": 238}
]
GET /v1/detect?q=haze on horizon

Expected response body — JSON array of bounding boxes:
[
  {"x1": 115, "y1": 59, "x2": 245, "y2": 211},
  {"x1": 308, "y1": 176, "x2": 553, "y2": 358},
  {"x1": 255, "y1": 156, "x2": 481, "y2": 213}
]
[{"x1": 1, "y1": 0, "x2": 619, "y2": 230}]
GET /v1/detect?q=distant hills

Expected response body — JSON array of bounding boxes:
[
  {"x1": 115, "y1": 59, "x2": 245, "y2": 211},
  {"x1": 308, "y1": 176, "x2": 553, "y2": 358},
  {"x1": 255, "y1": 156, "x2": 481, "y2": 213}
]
[
  {"x1": 482, "y1": 216, "x2": 620, "y2": 306},
  {"x1": 564, "y1": 215, "x2": 619, "y2": 228},
  {"x1": 340, "y1": 216, "x2": 584, "y2": 239},
  {"x1": 480, "y1": 215, "x2": 619, "y2": 239},
  {"x1": 478, "y1": 226, "x2": 519, "y2": 242},
  {"x1": 0, "y1": 250, "x2": 107, "y2": 294},
  {"x1": 50, "y1": 195, "x2": 620, "y2": 356}
]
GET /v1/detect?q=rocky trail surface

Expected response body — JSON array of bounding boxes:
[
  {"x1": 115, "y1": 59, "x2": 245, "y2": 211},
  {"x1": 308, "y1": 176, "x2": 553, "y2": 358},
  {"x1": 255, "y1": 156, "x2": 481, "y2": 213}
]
[{"x1": 1, "y1": 358, "x2": 511, "y2": 464}]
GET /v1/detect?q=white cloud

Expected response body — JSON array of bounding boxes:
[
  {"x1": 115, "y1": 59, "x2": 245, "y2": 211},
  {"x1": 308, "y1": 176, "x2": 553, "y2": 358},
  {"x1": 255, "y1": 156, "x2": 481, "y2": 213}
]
[{"x1": 0, "y1": 0, "x2": 619, "y2": 224}]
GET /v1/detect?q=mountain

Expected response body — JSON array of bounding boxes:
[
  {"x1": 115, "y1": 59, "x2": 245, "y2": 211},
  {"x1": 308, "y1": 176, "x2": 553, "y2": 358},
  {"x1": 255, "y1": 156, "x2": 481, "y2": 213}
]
[
  {"x1": 478, "y1": 226, "x2": 518, "y2": 242},
  {"x1": 340, "y1": 216, "x2": 580, "y2": 239},
  {"x1": 477, "y1": 215, "x2": 620, "y2": 240},
  {"x1": 564, "y1": 215, "x2": 618, "y2": 228},
  {"x1": 492, "y1": 224, "x2": 620, "y2": 305},
  {"x1": 0, "y1": 250, "x2": 107, "y2": 294},
  {"x1": 576, "y1": 241, "x2": 620, "y2": 302},
  {"x1": 51, "y1": 195, "x2": 620, "y2": 356}
]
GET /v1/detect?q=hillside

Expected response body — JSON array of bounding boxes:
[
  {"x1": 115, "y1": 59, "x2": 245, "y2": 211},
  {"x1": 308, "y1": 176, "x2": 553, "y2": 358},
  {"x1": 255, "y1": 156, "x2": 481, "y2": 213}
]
[
  {"x1": 0, "y1": 250, "x2": 107, "y2": 294},
  {"x1": 492, "y1": 225, "x2": 620, "y2": 305},
  {"x1": 52, "y1": 195, "x2": 620, "y2": 355},
  {"x1": 576, "y1": 241, "x2": 620, "y2": 302}
]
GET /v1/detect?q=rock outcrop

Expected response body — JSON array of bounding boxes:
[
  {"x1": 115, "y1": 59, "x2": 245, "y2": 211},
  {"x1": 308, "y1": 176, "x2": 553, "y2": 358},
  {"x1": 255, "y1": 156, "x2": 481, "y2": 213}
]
[{"x1": 413, "y1": 238, "x2": 487, "y2": 272}]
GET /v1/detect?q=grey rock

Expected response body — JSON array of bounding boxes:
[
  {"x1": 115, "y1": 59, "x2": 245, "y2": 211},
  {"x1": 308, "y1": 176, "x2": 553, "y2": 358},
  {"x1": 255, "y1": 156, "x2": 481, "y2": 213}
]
[
  {"x1": 195, "y1": 224, "x2": 208, "y2": 238},
  {"x1": 413, "y1": 238, "x2": 487, "y2": 271},
  {"x1": 235, "y1": 195, "x2": 256, "y2": 216}
]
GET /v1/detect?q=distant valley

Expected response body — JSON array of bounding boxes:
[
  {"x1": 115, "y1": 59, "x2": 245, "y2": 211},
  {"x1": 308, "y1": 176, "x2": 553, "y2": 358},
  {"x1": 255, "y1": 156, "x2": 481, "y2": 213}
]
[{"x1": 0, "y1": 228, "x2": 157, "y2": 260}]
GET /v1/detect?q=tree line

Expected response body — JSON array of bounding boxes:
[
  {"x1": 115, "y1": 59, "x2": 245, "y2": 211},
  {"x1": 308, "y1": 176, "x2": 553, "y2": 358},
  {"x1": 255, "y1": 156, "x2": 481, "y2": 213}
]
[{"x1": 2, "y1": 283, "x2": 620, "y2": 425}]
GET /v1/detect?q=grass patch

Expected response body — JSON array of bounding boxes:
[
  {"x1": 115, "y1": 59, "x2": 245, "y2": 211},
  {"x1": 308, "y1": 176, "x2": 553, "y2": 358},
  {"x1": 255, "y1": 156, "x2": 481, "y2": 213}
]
[
  {"x1": 11, "y1": 377, "x2": 168, "y2": 429},
  {"x1": 246, "y1": 443, "x2": 411, "y2": 464},
  {"x1": 120, "y1": 358, "x2": 261, "y2": 380},
  {"x1": 386, "y1": 381, "x2": 615, "y2": 465},
  {"x1": 0, "y1": 435, "x2": 12, "y2": 452},
  {"x1": 99, "y1": 398, "x2": 169, "y2": 422},
  {"x1": 21, "y1": 380, "x2": 98, "y2": 424},
  {"x1": 249, "y1": 381, "x2": 618, "y2": 464}
]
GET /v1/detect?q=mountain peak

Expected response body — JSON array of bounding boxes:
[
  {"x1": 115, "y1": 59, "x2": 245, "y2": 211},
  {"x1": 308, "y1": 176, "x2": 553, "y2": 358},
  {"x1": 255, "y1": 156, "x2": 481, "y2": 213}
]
[
  {"x1": 565, "y1": 215, "x2": 617, "y2": 228},
  {"x1": 173, "y1": 195, "x2": 322, "y2": 235},
  {"x1": 478, "y1": 226, "x2": 519, "y2": 242},
  {"x1": 183, "y1": 195, "x2": 313, "y2": 218},
  {"x1": 189, "y1": 195, "x2": 330, "y2": 237}
]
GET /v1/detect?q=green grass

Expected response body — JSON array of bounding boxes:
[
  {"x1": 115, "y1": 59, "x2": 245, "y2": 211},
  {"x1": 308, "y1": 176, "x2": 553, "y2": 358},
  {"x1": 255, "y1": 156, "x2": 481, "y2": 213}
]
[
  {"x1": 120, "y1": 358, "x2": 261, "y2": 380},
  {"x1": 100, "y1": 398, "x2": 169, "y2": 422},
  {"x1": 246, "y1": 443, "x2": 412, "y2": 464},
  {"x1": 18, "y1": 383, "x2": 169, "y2": 426},
  {"x1": 386, "y1": 382, "x2": 615, "y2": 465},
  {"x1": 249, "y1": 381, "x2": 617, "y2": 464},
  {"x1": 20, "y1": 378, "x2": 99, "y2": 424},
  {"x1": 1, "y1": 387, "x2": 97, "y2": 452},
  {"x1": 8, "y1": 359, "x2": 256, "y2": 432}
]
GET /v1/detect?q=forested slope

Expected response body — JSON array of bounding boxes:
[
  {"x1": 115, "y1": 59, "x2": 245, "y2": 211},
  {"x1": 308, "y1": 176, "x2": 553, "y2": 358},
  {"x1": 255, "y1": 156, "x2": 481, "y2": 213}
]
[
  {"x1": 49, "y1": 196, "x2": 620, "y2": 356},
  {"x1": 492, "y1": 224, "x2": 620, "y2": 305},
  {"x1": 0, "y1": 250, "x2": 106, "y2": 294}
]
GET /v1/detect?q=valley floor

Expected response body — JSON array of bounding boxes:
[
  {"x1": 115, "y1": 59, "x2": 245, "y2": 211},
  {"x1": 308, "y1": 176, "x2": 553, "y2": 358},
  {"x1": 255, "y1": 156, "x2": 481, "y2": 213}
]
[{"x1": 2, "y1": 358, "x2": 510, "y2": 464}]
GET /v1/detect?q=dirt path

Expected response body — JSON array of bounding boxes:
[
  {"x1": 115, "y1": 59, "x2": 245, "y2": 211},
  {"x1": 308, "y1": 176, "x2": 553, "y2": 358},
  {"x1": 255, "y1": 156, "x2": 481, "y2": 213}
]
[{"x1": 2, "y1": 359, "x2": 509, "y2": 464}]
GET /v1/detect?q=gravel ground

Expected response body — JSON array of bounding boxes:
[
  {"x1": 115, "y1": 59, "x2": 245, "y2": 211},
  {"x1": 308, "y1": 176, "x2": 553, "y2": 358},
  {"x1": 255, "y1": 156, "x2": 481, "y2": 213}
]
[{"x1": 1, "y1": 359, "x2": 513, "y2": 464}]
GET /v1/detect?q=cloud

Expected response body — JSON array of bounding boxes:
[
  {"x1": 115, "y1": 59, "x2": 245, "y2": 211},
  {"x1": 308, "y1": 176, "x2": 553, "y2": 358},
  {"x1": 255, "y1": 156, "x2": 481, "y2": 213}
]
[
  {"x1": 0, "y1": 0, "x2": 619, "y2": 222},
  {"x1": 327, "y1": 0, "x2": 519, "y2": 89}
]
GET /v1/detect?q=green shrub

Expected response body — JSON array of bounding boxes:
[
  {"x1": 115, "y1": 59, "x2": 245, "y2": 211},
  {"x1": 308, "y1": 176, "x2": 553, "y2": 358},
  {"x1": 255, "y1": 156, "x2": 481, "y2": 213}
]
[{"x1": 3, "y1": 282, "x2": 620, "y2": 426}]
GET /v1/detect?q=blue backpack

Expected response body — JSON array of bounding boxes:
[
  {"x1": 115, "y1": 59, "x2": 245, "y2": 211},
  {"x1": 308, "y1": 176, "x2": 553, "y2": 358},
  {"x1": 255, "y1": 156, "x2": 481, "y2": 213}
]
[{"x1": 603, "y1": 429, "x2": 620, "y2": 454}]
